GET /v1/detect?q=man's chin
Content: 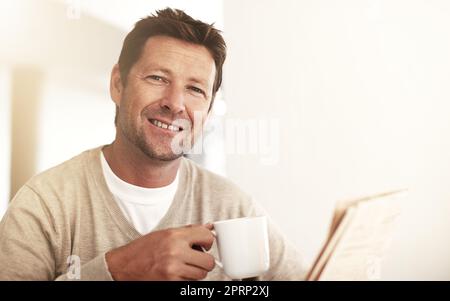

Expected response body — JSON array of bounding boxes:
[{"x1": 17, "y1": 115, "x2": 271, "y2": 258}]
[
  {"x1": 151, "y1": 152, "x2": 184, "y2": 162},
  {"x1": 139, "y1": 145, "x2": 184, "y2": 162},
  {"x1": 134, "y1": 134, "x2": 186, "y2": 162}
]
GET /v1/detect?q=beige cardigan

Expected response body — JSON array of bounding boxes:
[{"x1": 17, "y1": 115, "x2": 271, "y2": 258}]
[{"x1": 0, "y1": 146, "x2": 306, "y2": 280}]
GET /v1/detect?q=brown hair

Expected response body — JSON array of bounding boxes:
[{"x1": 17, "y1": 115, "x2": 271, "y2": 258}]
[{"x1": 117, "y1": 8, "x2": 226, "y2": 111}]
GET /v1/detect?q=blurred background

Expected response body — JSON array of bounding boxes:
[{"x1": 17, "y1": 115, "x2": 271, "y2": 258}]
[{"x1": 1, "y1": 0, "x2": 450, "y2": 280}]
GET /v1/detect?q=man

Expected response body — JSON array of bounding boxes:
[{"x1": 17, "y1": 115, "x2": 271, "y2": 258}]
[{"x1": 0, "y1": 8, "x2": 305, "y2": 280}]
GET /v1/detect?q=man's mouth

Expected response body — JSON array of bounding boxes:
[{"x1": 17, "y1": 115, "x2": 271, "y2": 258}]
[{"x1": 148, "y1": 118, "x2": 183, "y2": 132}]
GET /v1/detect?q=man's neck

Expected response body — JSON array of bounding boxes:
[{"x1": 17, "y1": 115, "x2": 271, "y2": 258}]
[{"x1": 102, "y1": 140, "x2": 181, "y2": 188}]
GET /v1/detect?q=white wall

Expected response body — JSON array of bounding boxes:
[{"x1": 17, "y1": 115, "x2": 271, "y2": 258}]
[
  {"x1": 224, "y1": 0, "x2": 450, "y2": 280},
  {"x1": 36, "y1": 75, "x2": 116, "y2": 172},
  {"x1": 58, "y1": 0, "x2": 223, "y2": 31}
]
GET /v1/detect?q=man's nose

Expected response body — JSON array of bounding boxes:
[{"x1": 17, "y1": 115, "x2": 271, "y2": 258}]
[{"x1": 160, "y1": 84, "x2": 186, "y2": 114}]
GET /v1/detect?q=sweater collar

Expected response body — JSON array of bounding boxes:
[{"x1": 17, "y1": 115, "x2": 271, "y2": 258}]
[{"x1": 84, "y1": 145, "x2": 191, "y2": 240}]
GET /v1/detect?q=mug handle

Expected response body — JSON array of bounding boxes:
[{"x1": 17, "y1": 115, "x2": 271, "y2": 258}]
[{"x1": 201, "y1": 230, "x2": 223, "y2": 269}]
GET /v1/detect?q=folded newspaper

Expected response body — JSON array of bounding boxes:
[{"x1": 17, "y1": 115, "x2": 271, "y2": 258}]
[{"x1": 306, "y1": 189, "x2": 407, "y2": 281}]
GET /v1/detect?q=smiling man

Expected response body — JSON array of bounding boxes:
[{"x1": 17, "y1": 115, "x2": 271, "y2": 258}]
[{"x1": 0, "y1": 8, "x2": 305, "y2": 280}]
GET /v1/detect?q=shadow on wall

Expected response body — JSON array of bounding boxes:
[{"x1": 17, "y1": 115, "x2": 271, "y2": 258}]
[{"x1": 10, "y1": 67, "x2": 42, "y2": 197}]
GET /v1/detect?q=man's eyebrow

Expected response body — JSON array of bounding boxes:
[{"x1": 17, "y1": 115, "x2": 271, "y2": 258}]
[
  {"x1": 187, "y1": 77, "x2": 208, "y2": 87},
  {"x1": 146, "y1": 67, "x2": 172, "y2": 75}
]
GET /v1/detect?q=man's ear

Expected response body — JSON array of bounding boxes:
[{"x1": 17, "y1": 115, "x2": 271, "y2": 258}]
[{"x1": 110, "y1": 64, "x2": 123, "y2": 106}]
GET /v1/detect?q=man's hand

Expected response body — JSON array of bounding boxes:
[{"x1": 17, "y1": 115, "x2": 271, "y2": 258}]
[{"x1": 105, "y1": 224, "x2": 216, "y2": 280}]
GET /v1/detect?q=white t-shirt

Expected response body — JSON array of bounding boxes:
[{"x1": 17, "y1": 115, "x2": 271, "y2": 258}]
[{"x1": 100, "y1": 151, "x2": 178, "y2": 235}]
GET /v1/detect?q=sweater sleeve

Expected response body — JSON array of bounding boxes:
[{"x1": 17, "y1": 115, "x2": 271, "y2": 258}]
[
  {"x1": 247, "y1": 199, "x2": 308, "y2": 281},
  {"x1": 262, "y1": 218, "x2": 308, "y2": 280},
  {"x1": 55, "y1": 253, "x2": 114, "y2": 281},
  {"x1": 0, "y1": 185, "x2": 114, "y2": 281},
  {"x1": 0, "y1": 185, "x2": 58, "y2": 280}
]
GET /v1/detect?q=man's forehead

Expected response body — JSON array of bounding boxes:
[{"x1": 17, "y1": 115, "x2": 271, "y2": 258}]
[
  {"x1": 137, "y1": 36, "x2": 216, "y2": 81},
  {"x1": 142, "y1": 36, "x2": 214, "y2": 65}
]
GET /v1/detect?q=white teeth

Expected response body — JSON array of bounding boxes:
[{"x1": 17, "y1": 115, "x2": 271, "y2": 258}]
[
  {"x1": 168, "y1": 125, "x2": 178, "y2": 131},
  {"x1": 150, "y1": 119, "x2": 180, "y2": 132}
]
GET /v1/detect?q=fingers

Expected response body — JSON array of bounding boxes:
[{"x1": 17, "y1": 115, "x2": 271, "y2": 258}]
[
  {"x1": 181, "y1": 224, "x2": 215, "y2": 250},
  {"x1": 159, "y1": 224, "x2": 217, "y2": 280},
  {"x1": 179, "y1": 263, "x2": 210, "y2": 280},
  {"x1": 182, "y1": 248, "x2": 215, "y2": 271}
]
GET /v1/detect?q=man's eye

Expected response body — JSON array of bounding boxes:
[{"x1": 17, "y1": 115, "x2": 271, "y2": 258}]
[
  {"x1": 189, "y1": 86, "x2": 205, "y2": 95},
  {"x1": 147, "y1": 75, "x2": 164, "y2": 82}
]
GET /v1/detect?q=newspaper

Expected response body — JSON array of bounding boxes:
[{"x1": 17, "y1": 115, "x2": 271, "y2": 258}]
[{"x1": 306, "y1": 189, "x2": 407, "y2": 281}]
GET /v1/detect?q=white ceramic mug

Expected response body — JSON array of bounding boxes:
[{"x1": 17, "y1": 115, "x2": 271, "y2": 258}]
[{"x1": 204, "y1": 216, "x2": 270, "y2": 279}]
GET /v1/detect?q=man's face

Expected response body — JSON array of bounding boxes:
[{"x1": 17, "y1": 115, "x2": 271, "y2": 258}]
[{"x1": 112, "y1": 35, "x2": 216, "y2": 161}]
